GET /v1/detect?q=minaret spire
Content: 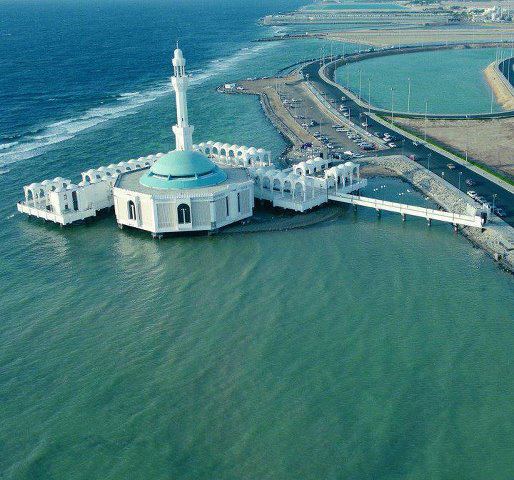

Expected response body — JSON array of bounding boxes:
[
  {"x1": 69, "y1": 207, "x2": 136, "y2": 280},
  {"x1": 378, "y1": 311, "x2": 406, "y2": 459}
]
[{"x1": 171, "y1": 45, "x2": 194, "y2": 151}]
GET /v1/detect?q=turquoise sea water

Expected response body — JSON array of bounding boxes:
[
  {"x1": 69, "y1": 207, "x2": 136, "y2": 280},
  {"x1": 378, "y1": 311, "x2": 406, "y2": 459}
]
[
  {"x1": 336, "y1": 47, "x2": 503, "y2": 114},
  {"x1": 1, "y1": 1, "x2": 513, "y2": 479}
]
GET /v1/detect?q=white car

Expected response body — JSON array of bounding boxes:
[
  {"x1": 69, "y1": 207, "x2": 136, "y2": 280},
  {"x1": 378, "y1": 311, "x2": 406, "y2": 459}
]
[
  {"x1": 344, "y1": 150, "x2": 354, "y2": 156},
  {"x1": 388, "y1": 142, "x2": 397, "y2": 148}
]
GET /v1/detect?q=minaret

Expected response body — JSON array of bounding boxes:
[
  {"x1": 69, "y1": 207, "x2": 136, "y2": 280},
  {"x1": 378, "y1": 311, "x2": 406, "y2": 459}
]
[{"x1": 171, "y1": 44, "x2": 194, "y2": 151}]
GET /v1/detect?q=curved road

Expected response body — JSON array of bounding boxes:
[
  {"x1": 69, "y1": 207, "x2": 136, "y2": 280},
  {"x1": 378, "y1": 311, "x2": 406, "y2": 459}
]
[
  {"x1": 301, "y1": 59, "x2": 514, "y2": 227},
  {"x1": 317, "y1": 43, "x2": 514, "y2": 120}
]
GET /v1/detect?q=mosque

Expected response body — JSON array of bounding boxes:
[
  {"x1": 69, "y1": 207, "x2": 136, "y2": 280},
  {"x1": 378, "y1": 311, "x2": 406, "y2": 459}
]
[
  {"x1": 112, "y1": 47, "x2": 256, "y2": 234},
  {"x1": 17, "y1": 46, "x2": 371, "y2": 236}
]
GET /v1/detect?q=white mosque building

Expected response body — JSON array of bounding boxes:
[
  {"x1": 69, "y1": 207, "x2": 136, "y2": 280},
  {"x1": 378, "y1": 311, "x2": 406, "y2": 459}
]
[
  {"x1": 17, "y1": 45, "x2": 371, "y2": 236},
  {"x1": 112, "y1": 47, "x2": 257, "y2": 235}
]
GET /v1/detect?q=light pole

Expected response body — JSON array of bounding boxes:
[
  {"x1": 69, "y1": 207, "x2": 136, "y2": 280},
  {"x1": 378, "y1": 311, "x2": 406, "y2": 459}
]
[
  {"x1": 427, "y1": 152, "x2": 431, "y2": 171},
  {"x1": 368, "y1": 77, "x2": 372, "y2": 115},
  {"x1": 492, "y1": 193, "x2": 497, "y2": 211},
  {"x1": 391, "y1": 87, "x2": 395, "y2": 125},
  {"x1": 359, "y1": 69, "x2": 362, "y2": 100},
  {"x1": 424, "y1": 99, "x2": 428, "y2": 142},
  {"x1": 407, "y1": 77, "x2": 411, "y2": 113},
  {"x1": 490, "y1": 82, "x2": 494, "y2": 114},
  {"x1": 458, "y1": 171, "x2": 462, "y2": 190}
]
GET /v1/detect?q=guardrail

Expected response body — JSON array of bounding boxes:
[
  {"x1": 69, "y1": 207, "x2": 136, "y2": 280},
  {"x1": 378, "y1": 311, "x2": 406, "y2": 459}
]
[{"x1": 329, "y1": 192, "x2": 485, "y2": 228}]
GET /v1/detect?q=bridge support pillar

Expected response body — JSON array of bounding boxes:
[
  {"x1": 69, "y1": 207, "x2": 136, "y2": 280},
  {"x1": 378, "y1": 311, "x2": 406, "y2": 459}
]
[
  {"x1": 402, "y1": 213, "x2": 406, "y2": 222},
  {"x1": 453, "y1": 223, "x2": 458, "y2": 232},
  {"x1": 376, "y1": 209, "x2": 381, "y2": 217},
  {"x1": 118, "y1": 223, "x2": 123, "y2": 230},
  {"x1": 427, "y1": 218, "x2": 431, "y2": 226}
]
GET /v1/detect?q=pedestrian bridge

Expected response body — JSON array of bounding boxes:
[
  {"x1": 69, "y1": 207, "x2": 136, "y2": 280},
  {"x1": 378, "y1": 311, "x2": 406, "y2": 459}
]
[{"x1": 329, "y1": 192, "x2": 488, "y2": 228}]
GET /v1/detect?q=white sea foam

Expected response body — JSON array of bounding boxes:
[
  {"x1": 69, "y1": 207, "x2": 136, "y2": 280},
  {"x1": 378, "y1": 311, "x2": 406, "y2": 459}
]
[
  {"x1": 0, "y1": 142, "x2": 18, "y2": 150},
  {"x1": 2, "y1": 42, "x2": 275, "y2": 165}
]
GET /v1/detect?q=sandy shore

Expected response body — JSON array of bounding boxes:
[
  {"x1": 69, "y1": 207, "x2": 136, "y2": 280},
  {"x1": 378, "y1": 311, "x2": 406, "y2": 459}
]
[
  {"x1": 324, "y1": 26, "x2": 514, "y2": 47},
  {"x1": 484, "y1": 61, "x2": 514, "y2": 110}
]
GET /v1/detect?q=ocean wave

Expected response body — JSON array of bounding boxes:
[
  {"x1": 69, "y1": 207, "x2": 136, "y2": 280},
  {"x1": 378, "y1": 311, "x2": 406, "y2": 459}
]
[
  {"x1": 190, "y1": 42, "x2": 274, "y2": 86},
  {"x1": 0, "y1": 141, "x2": 18, "y2": 150},
  {"x1": 2, "y1": 42, "x2": 275, "y2": 165},
  {"x1": 0, "y1": 84, "x2": 170, "y2": 165}
]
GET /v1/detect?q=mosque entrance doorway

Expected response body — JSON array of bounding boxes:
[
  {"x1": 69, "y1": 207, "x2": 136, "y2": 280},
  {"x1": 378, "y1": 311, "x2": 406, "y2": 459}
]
[{"x1": 177, "y1": 204, "x2": 191, "y2": 224}]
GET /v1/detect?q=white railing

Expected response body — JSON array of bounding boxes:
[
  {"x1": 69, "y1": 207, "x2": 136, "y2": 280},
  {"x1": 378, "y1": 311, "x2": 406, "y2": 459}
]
[{"x1": 329, "y1": 192, "x2": 485, "y2": 228}]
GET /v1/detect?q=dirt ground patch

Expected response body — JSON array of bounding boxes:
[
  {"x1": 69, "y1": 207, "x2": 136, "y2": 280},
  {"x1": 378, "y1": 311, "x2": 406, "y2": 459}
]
[
  {"x1": 394, "y1": 117, "x2": 514, "y2": 180},
  {"x1": 326, "y1": 25, "x2": 514, "y2": 47}
]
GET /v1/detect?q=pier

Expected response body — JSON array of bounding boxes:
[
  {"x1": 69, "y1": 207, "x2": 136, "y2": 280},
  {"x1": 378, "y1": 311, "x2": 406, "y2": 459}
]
[{"x1": 329, "y1": 192, "x2": 486, "y2": 228}]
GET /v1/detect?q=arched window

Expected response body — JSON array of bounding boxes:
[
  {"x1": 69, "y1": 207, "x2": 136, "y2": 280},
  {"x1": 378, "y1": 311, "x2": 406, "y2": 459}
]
[
  {"x1": 128, "y1": 200, "x2": 136, "y2": 220},
  {"x1": 177, "y1": 203, "x2": 191, "y2": 224}
]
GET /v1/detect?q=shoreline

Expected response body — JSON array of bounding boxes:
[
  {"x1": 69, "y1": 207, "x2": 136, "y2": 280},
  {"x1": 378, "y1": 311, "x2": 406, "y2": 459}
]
[
  {"x1": 220, "y1": 67, "x2": 514, "y2": 273},
  {"x1": 484, "y1": 59, "x2": 514, "y2": 111}
]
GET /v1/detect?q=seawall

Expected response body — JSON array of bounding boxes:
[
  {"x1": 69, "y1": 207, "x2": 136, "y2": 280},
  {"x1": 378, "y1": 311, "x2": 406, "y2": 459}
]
[{"x1": 484, "y1": 58, "x2": 514, "y2": 111}]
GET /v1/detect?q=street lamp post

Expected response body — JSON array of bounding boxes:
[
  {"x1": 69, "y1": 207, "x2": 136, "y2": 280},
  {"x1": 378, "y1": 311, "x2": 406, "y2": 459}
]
[
  {"x1": 492, "y1": 193, "x2": 497, "y2": 211},
  {"x1": 391, "y1": 87, "x2": 395, "y2": 125},
  {"x1": 427, "y1": 152, "x2": 431, "y2": 171},
  {"x1": 458, "y1": 171, "x2": 462, "y2": 190},
  {"x1": 359, "y1": 69, "x2": 362, "y2": 100},
  {"x1": 424, "y1": 99, "x2": 428, "y2": 142},
  {"x1": 368, "y1": 77, "x2": 371, "y2": 115},
  {"x1": 407, "y1": 77, "x2": 411, "y2": 113}
]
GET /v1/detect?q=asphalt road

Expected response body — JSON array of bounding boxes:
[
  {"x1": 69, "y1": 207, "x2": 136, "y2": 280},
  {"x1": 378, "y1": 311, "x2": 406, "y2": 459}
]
[{"x1": 301, "y1": 59, "x2": 514, "y2": 226}]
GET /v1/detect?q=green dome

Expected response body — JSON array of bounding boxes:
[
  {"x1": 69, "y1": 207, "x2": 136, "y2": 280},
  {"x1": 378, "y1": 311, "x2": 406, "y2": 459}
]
[{"x1": 140, "y1": 150, "x2": 227, "y2": 190}]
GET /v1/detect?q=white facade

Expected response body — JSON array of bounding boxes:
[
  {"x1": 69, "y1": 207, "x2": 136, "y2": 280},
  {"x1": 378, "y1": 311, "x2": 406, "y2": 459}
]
[
  {"x1": 113, "y1": 172, "x2": 254, "y2": 235},
  {"x1": 195, "y1": 142, "x2": 272, "y2": 167},
  {"x1": 249, "y1": 160, "x2": 366, "y2": 212}
]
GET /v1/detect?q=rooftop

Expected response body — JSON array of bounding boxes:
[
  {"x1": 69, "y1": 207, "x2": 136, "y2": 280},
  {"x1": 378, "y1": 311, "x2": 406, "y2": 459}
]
[
  {"x1": 116, "y1": 166, "x2": 251, "y2": 197},
  {"x1": 139, "y1": 150, "x2": 228, "y2": 190}
]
